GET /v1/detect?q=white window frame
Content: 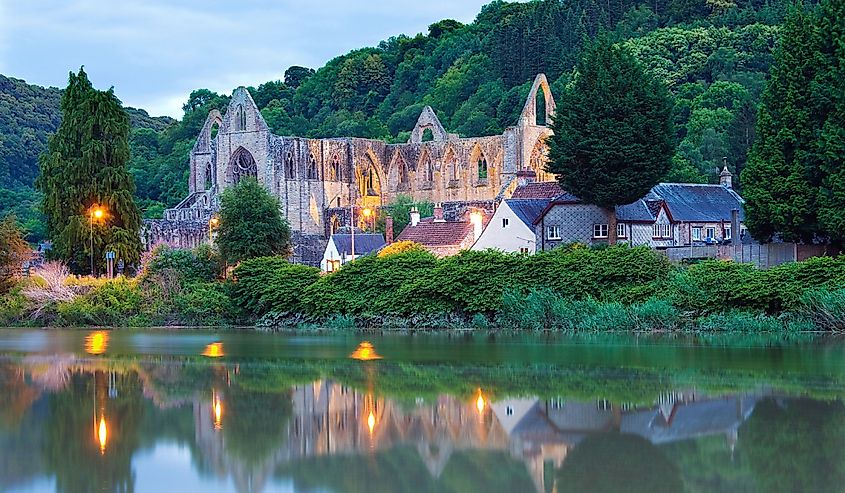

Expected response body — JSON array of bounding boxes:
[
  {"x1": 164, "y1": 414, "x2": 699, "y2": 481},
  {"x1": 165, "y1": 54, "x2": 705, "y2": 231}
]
[
  {"x1": 653, "y1": 223, "x2": 671, "y2": 239},
  {"x1": 546, "y1": 225, "x2": 561, "y2": 240},
  {"x1": 617, "y1": 223, "x2": 627, "y2": 238},
  {"x1": 593, "y1": 224, "x2": 609, "y2": 239},
  {"x1": 725, "y1": 226, "x2": 732, "y2": 240},
  {"x1": 705, "y1": 227, "x2": 716, "y2": 239},
  {"x1": 692, "y1": 227, "x2": 702, "y2": 241}
]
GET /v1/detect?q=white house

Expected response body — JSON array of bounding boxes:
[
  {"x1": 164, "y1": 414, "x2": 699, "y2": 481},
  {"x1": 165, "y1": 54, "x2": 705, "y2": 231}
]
[
  {"x1": 472, "y1": 199, "x2": 550, "y2": 254},
  {"x1": 320, "y1": 233, "x2": 385, "y2": 272}
]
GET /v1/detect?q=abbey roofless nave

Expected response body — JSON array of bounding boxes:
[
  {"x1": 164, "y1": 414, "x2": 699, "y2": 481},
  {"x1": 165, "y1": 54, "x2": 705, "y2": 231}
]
[{"x1": 146, "y1": 74, "x2": 556, "y2": 265}]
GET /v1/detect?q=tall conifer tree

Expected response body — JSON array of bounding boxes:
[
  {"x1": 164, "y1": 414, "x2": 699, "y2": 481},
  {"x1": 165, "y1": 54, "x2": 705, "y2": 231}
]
[
  {"x1": 547, "y1": 35, "x2": 674, "y2": 244},
  {"x1": 815, "y1": 0, "x2": 845, "y2": 242},
  {"x1": 740, "y1": 5, "x2": 825, "y2": 243},
  {"x1": 36, "y1": 68, "x2": 141, "y2": 273}
]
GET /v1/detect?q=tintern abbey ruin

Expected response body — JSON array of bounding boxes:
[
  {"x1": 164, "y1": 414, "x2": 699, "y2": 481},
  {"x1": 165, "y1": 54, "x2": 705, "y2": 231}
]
[{"x1": 145, "y1": 74, "x2": 556, "y2": 265}]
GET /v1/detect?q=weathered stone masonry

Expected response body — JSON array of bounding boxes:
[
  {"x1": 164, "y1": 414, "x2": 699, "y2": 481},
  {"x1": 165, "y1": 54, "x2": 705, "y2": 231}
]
[{"x1": 144, "y1": 74, "x2": 557, "y2": 265}]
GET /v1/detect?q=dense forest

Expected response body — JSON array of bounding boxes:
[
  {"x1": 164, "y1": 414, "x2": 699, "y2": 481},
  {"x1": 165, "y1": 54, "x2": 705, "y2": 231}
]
[{"x1": 0, "y1": 0, "x2": 806, "y2": 241}]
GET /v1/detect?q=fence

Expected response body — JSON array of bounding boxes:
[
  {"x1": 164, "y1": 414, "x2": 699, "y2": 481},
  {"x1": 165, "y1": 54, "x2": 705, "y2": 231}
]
[{"x1": 663, "y1": 243, "x2": 837, "y2": 269}]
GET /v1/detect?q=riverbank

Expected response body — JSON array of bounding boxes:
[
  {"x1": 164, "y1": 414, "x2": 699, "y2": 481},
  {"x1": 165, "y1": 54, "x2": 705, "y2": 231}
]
[{"x1": 4, "y1": 244, "x2": 845, "y2": 332}]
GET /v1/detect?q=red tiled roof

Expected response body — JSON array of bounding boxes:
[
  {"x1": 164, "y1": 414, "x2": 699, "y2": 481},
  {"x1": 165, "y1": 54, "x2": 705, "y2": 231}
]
[
  {"x1": 396, "y1": 218, "x2": 474, "y2": 246},
  {"x1": 511, "y1": 181, "x2": 564, "y2": 199}
]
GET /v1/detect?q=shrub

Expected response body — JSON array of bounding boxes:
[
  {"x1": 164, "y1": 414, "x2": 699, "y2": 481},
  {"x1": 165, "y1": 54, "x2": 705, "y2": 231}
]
[
  {"x1": 378, "y1": 240, "x2": 424, "y2": 258},
  {"x1": 630, "y1": 297, "x2": 681, "y2": 331},
  {"x1": 798, "y1": 288, "x2": 845, "y2": 331},
  {"x1": 143, "y1": 244, "x2": 220, "y2": 284},
  {"x1": 695, "y1": 311, "x2": 783, "y2": 332},
  {"x1": 56, "y1": 278, "x2": 143, "y2": 326},
  {"x1": 233, "y1": 257, "x2": 320, "y2": 315},
  {"x1": 173, "y1": 282, "x2": 237, "y2": 326}
]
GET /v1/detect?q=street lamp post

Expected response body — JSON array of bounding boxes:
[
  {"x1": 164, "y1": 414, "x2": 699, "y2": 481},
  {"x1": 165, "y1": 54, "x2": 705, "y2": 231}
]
[{"x1": 90, "y1": 206, "x2": 104, "y2": 277}]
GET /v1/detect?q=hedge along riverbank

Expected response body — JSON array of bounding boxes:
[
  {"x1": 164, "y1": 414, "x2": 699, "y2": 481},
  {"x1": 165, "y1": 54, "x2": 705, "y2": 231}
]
[{"x1": 231, "y1": 244, "x2": 845, "y2": 332}]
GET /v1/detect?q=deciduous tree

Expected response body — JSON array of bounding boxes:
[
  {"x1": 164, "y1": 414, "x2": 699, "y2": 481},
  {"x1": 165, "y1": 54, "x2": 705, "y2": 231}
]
[{"x1": 216, "y1": 178, "x2": 291, "y2": 264}]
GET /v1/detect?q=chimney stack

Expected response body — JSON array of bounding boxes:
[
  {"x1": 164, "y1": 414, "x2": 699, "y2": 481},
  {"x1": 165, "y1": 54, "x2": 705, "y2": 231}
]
[
  {"x1": 433, "y1": 202, "x2": 445, "y2": 223},
  {"x1": 731, "y1": 209, "x2": 740, "y2": 244},
  {"x1": 720, "y1": 157, "x2": 733, "y2": 189},
  {"x1": 517, "y1": 168, "x2": 538, "y2": 186},
  {"x1": 385, "y1": 216, "x2": 394, "y2": 244},
  {"x1": 410, "y1": 206, "x2": 420, "y2": 227}
]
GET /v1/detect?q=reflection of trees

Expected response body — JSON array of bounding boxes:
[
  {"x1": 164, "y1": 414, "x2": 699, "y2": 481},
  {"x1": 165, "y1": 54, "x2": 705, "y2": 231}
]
[
  {"x1": 275, "y1": 448, "x2": 535, "y2": 493},
  {"x1": 42, "y1": 371, "x2": 145, "y2": 493},
  {"x1": 556, "y1": 433, "x2": 684, "y2": 493},
  {"x1": 0, "y1": 363, "x2": 46, "y2": 492},
  {"x1": 740, "y1": 398, "x2": 845, "y2": 493},
  {"x1": 222, "y1": 382, "x2": 292, "y2": 466}
]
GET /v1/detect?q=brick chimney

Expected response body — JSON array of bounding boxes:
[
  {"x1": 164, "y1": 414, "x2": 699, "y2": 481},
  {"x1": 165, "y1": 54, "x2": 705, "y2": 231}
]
[
  {"x1": 720, "y1": 157, "x2": 733, "y2": 189},
  {"x1": 517, "y1": 168, "x2": 538, "y2": 186},
  {"x1": 433, "y1": 202, "x2": 445, "y2": 223},
  {"x1": 410, "y1": 206, "x2": 420, "y2": 227},
  {"x1": 385, "y1": 216, "x2": 394, "y2": 244}
]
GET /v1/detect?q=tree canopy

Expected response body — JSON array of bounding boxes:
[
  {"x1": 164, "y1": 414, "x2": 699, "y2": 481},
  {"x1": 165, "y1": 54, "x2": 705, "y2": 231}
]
[
  {"x1": 35, "y1": 68, "x2": 142, "y2": 274},
  {"x1": 216, "y1": 178, "x2": 292, "y2": 264},
  {"x1": 547, "y1": 35, "x2": 674, "y2": 242}
]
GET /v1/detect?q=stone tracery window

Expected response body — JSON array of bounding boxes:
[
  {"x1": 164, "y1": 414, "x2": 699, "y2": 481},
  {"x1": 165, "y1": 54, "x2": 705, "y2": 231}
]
[
  {"x1": 230, "y1": 147, "x2": 257, "y2": 184},
  {"x1": 285, "y1": 151, "x2": 296, "y2": 180},
  {"x1": 307, "y1": 154, "x2": 319, "y2": 180},
  {"x1": 329, "y1": 154, "x2": 342, "y2": 182}
]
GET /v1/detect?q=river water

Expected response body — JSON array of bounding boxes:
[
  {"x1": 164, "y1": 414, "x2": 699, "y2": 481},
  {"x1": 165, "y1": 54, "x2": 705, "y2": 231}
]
[{"x1": 1, "y1": 328, "x2": 844, "y2": 493}]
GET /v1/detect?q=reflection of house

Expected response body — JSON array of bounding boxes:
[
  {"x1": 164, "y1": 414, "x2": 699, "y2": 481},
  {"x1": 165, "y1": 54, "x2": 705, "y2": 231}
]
[
  {"x1": 320, "y1": 233, "x2": 385, "y2": 272},
  {"x1": 534, "y1": 174, "x2": 746, "y2": 251}
]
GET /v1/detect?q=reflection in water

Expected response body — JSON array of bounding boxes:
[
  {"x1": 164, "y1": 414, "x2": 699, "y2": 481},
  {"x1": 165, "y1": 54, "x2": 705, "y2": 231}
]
[
  {"x1": 84, "y1": 331, "x2": 109, "y2": 355},
  {"x1": 349, "y1": 341, "x2": 382, "y2": 361},
  {"x1": 203, "y1": 342, "x2": 225, "y2": 358},
  {"x1": 1, "y1": 355, "x2": 844, "y2": 493}
]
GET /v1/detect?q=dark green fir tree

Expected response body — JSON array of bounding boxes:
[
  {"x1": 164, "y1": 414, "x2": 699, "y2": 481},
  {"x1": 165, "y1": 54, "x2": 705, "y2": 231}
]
[
  {"x1": 36, "y1": 68, "x2": 142, "y2": 274},
  {"x1": 547, "y1": 35, "x2": 674, "y2": 244}
]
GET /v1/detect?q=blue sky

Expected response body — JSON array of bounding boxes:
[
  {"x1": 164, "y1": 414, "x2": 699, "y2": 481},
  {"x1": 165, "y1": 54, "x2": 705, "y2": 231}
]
[{"x1": 0, "y1": 0, "x2": 502, "y2": 118}]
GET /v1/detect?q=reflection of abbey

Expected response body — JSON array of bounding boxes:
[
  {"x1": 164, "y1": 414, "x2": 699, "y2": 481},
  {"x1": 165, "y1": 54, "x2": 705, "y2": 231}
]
[{"x1": 145, "y1": 74, "x2": 557, "y2": 264}]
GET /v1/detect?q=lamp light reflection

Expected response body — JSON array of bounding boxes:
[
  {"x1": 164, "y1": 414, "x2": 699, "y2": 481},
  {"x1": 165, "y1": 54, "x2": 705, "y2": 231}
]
[
  {"x1": 213, "y1": 393, "x2": 223, "y2": 430},
  {"x1": 367, "y1": 411, "x2": 376, "y2": 434},
  {"x1": 350, "y1": 341, "x2": 382, "y2": 361},
  {"x1": 203, "y1": 342, "x2": 224, "y2": 358},
  {"x1": 97, "y1": 416, "x2": 107, "y2": 454},
  {"x1": 476, "y1": 390, "x2": 486, "y2": 414},
  {"x1": 85, "y1": 331, "x2": 109, "y2": 355}
]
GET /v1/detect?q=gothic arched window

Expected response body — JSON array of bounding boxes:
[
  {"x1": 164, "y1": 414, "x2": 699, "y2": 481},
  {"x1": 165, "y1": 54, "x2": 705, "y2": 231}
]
[
  {"x1": 235, "y1": 104, "x2": 246, "y2": 131},
  {"x1": 204, "y1": 162, "x2": 213, "y2": 190},
  {"x1": 307, "y1": 154, "x2": 319, "y2": 180},
  {"x1": 230, "y1": 147, "x2": 257, "y2": 184},
  {"x1": 477, "y1": 156, "x2": 488, "y2": 181},
  {"x1": 330, "y1": 154, "x2": 342, "y2": 182},
  {"x1": 285, "y1": 151, "x2": 296, "y2": 180}
]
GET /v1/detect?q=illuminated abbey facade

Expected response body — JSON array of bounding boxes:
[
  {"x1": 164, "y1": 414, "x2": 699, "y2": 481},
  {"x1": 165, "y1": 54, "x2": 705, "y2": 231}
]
[{"x1": 145, "y1": 74, "x2": 556, "y2": 265}]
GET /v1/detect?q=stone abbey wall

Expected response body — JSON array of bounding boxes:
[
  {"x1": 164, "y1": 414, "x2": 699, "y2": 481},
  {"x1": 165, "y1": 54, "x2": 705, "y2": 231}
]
[{"x1": 145, "y1": 74, "x2": 557, "y2": 265}]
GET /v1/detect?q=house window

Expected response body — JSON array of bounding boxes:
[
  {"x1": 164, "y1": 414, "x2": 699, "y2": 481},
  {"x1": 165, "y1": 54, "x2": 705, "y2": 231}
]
[
  {"x1": 725, "y1": 226, "x2": 732, "y2": 240},
  {"x1": 327, "y1": 260, "x2": 341, "y2": 272},
  {"x1": 705, "y1": 227, "x2": 716, "y2": 239},
  {"x1": 502, "y1": 218, "x2": 509, "y2": 228},
  {"x1": 593, "y1": 224, "x2": 609, "y2": 239},
  {"x1": 519, "y1": 247, "x2": 530, "y2": 254},
  {"x1": 692, "y1": 227, "x2": 702, "y2": 241},
  {"x1": 653, "y1": 223, "x2": 671, "y2": 239},
  {"x1": 506, "y1": 406, "x2": 514, "y2": 416},
  {"x1": 546, "y1": 225, "x2": 561, "y2": 240},
  {"x1": 617, "y1": 223, "x2": 627, "y2": 238}
]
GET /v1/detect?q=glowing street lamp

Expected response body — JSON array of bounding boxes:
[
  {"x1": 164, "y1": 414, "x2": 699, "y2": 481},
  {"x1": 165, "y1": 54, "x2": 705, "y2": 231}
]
[
  {"x1": 362, "y1": 207, "x2": 373, "y2": 233},
  {"x1": 89, "y1": 205, "x2": 106, "y2": 276},
  {"x1": 208, "y1": 216, "x2": 220, "y2": 244}
]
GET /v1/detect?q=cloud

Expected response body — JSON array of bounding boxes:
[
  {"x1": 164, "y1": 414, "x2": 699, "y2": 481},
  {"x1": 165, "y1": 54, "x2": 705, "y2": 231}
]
[{"x1": 0, "y1": 0, "x2": 496, "y2": 117}]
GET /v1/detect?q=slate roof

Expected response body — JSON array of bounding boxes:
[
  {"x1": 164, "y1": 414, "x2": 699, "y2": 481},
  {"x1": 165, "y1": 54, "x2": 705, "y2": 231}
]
[
  {"x1": 511, "y1": 181, "x2": 564, "y2": 199},
  {"x1": 331, "y1": 234, "x2": 385, "y2": 256},
  {"x1": 616, "y1": 199, "x2": 658, "y2": 222},
  {"x1": 652, "y1": 183, "x2": 745, "y2": 222},
  {"x1": 396, "y1": 218, "x2": 474, "y2": 247},
  {"x1": 505, "y1": 199, "x2": 551, "y2": 228}
]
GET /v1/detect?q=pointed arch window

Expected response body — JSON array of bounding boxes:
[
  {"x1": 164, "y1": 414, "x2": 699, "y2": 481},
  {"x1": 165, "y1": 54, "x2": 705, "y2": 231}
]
[
  {"x1": 285, "y1": 151, "x2": 297, "y2": 180},
  {"x1": 307, "y1": 154, "x2": 319, "y2": 180},
  {"x1": 398, "y1": 159, "x2": 409, "y2": 186},
  {"x1": 235, "y1": 104, "x2": 246, "y2": 131},
  {"x1": 230, "y1": 147, "x2": 257, "y2": 184},
  {"x1": 204, "y1": 162, "x2": 213, "y2": 190},
  {"x1": 477, "y1": 156, "x2": 488, "y2": 181},
  {"x1": 329, "y1": 154, "x2": 342, "y2": 182}
]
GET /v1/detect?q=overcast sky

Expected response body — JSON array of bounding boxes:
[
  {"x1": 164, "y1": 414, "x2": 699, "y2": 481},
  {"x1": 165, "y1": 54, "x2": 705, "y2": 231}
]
[{"x1": 0, "y1": 0, "x2": 501, "y2": 118}]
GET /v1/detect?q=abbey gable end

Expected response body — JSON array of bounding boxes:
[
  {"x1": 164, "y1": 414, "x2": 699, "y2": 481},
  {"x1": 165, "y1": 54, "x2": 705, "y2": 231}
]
[{"x1": 143, "y1": 74, "x2": 557, "y2": 266}]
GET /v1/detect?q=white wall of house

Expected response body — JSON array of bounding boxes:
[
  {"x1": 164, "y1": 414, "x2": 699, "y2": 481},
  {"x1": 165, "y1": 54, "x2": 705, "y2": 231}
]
[
  {"x1": 320, "y1": 238, "x2": 341, "y2": 272},
  {"x1": 472, "y1": 202, "x2": 537, "y2": 253}
]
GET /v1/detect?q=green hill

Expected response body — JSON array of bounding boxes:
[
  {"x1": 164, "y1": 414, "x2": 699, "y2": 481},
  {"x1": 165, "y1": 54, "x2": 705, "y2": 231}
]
[{"x1": 0, "y1": 0, "x2": 805, "y2": 240}]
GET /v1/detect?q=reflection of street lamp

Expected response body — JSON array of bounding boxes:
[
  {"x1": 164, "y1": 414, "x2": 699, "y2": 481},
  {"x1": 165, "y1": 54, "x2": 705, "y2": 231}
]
[
  {"x1": 90, "y1": 205, "x2": 105, "y2": 276},
  {"x1": 476, "y1": 390, "x2": 486, "y2": 414},
  {"x1": 212, "y1": 390, "x2": 223, "y2": 431},
  {"x1": 208, "y1": 216, "x2": 220, "y2": 244}
]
